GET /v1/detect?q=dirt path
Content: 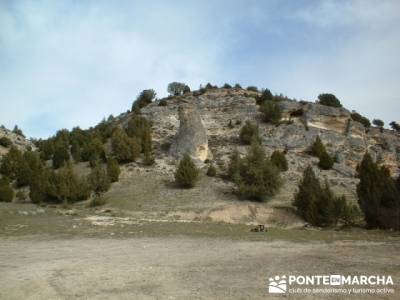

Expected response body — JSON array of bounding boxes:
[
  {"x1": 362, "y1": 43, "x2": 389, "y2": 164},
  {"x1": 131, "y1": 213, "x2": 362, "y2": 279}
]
[{"x1": 0, "y1": 237, "x2": 398, "y2": 300}]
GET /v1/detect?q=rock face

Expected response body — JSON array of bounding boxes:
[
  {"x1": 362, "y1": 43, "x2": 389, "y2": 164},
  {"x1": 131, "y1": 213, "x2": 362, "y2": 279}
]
[
  {"x1": 0, "y1": 126, "x2": 34, "y2": 157},
  {"x1": 169, "y1": 104, "x2": 210, "y2": 162}
]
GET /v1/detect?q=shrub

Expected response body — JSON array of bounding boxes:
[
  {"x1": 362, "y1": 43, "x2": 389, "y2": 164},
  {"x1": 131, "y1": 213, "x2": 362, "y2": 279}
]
[
  {"x1": 318, "y1": 150, "x2": 334, "y2": 170},
  {"x1": 107, "y1": 157, "x2": 120, "y2": 182},
  {"x1": 111, "y1": 128, "x2": 141, "y2": 163},
  {"x1": 236, "y1": 141, "x2": 281, "y2": 201},
  {"x1": 0, "y1": 178, "x2": 14, "y2": 202},
  {"x1": 167, "y1": 82, "x2": 187, "y2": 96},
  {"x1": 357, "y1": 152, "x2": 400, "y2": 229},
  {"x1": 132, "y1": 89, "x2": 156, "y2": 111},
  {"x1": 270, "y1": 150, "x2": 288, "y2": 172},
  {"x1": 55, "y1": 163, "x2": 90, "y2": 204},
  {"x1": 206, "y1": 164, "x2": 217, "y2": 177},
  {"x1": 317, "y1": 94, "x2": 342, "y2": 107},
  {"x1": 389, "y1": 121, "x2": 400, "y2": 132},
  {"x1": 88, "y1": 162, "x2": 111, "y2": 197},
  {"x1": 246, "y1": 86, "x2": 258, "y2": 92},
  {"x1": 183, "y1": 85, "x2": 191, "y2": 94},
  {"x1": 351, "y1": 112, "x2": 371, "y2": 128},
  {"x1": 16, "y1": 190, "x2": 27, "y2": 201},
  {"x1": 234, "y1": 83, "x2": 242, "y2": 89},
  {"x1": 0, "y1": 146, "x2": 23, "y2": 178},
  {"x1": 52, "y1": 142, "x2": 70, "y2": 169},
  {"x1": 310, "y1": 136, "x2": 325, "y2": 158},
  {"x1": 256, "y1": 88, "x2": 273, "y2": 105},
  {"x1": 0, "y1": 136, "x2": 12, "y2": 147},
  {"x1": 259, "y1": 101, "x2": 282, "y2": 125},
  {"x1": 175, "y1": 154, "x2": 199, "y2": 188},
  {"x1": 293, "y1": 166, "x2": 354, "y2": 226},
  {"x1": 227, "y1": 150, "x2": 241, "y2": 181},
  {"x1": 239, "y1": 121, "x2": 260, "y2": 145},
  {"x1": 12, "y1": 125, "x2": 24, "y2": 137},
  {"x1": 372, "y1": 119, "x2": 384, "y2": 128},
  {"x1": 158, "y1": 99, "x2": 167, "y2": 106},
  {"x1": 223, "y1": 83, "x2": 232, "y2": 89}
]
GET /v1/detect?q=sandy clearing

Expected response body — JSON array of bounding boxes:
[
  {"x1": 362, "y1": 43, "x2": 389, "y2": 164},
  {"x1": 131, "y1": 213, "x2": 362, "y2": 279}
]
[{"x1": 0, "y1": 237, "x2": 398, "y2": 300}]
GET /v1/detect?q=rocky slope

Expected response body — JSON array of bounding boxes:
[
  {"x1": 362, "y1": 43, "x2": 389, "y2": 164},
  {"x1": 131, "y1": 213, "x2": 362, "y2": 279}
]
[
  {"x1": 121, "y1": 87, "x2": 400, "y2": 204},
  {"x1": 0, "y1": 126, "x2": 35, "y2": 157}
]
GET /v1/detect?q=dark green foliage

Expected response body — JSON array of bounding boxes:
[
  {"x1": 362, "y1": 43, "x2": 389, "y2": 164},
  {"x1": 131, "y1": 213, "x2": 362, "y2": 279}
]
[
  {"x1": 256, "y1": 88, "x2": 273, "y2": 105},
  {"x1": 372, "y1": 119, "x2": 384, "y2": 128},
  {"x1": 0, "y1": 146, "x2": 23, "y2": 178},
  {"x1": 81, "y1": 136, "x2": 105, "y2": 164},
  {"x1": 0, "y1": 177, "x2": 14, "y2": 202},
  {"x1": 174, "y1": 154, "x2": 199, "y2": 188},
  {"x1": 206, "y1": 164, "x2": 217, "y2": 177},
  {"x1": 239, "y1": 121, "x2": 260, "y2": 145},
  {"x1": 132, "y1": 89, "x2": 156, "y2": 111},
  {"x1": 12, "y1": 125, "x2": 24, "y2": 137},
  {"x1": 317, "y1": 94, "x2": 342, "y2": 107},
  {"x1": 259, "y1": 101, "x2": 282, "y2": 125},
  {"x1": 223, "y1": 83, "x2": 232, "y2": 89},
  {"x1": 246, "y1": 86, "x2": 258, "y2": 92},
  {"x1": 167, "y1": 82, "x2": 187, "y2": 96},
  {"x1": 88, "y1": 162, "x2": 111, "y2": 197},
  {"x1": 29, "y1": 164, "x2": 56, "y2": 204},
  {"x1": 126, "y1": 116, "x2": 153, "y2": 164},
  {"x1": 95, "y1": 118, "x2": 115, "y2": 142},
  {"x1": 389, "y1": 121, "x2": 400, "y2": 132},
  {"x1": 183, "y1": 85, "x2": 191, "y2": 94},
  {"x1": 158, "y1": 99, "x2": 167, "y2": 106},
  {"x1": 107, "y1": 157, "x2": 120, "y2": 182},
  {"x1": 357, "y1": 153, "x2": 400, "y2": 229},
  {"x1": 16, "y1": 190, "x2": 27, "y2": 201},
  {"x1": 71, "y1": 141, "x2": 82, "y2": 162},
  {"x1": 351, "y1": 112, "x2": 371, "y2": 128},
  {"x1": 318, "y1": 150, "x2": 334, "y2": 170},
  {"x1": 236, "y1": 141, "x2": 281, "y2": 201},
  {"x1": 227, "y1": 150, "x2": 241, "y2": 181},
  {"x1": 55, "y1": 163, "x2": 90, "y2": 204},
  {"x1": 0, "y1": 136, "x2": 12, "y2": 147},
  {"x1": 52, "y1": 142, "x2": 70, "y2": 169},
  {"x1": 234, "y1": 83, "x2": 242, "y2": 89},
  {"x1": 270, "y1": 150, "x2": 288, "y2": 172},
  {"x1": 37, "y1": 139, "x2": 55, "y2": 161},
  {"x1": 293, "y1": 166, "x2": 355, "y2": 226},
  {"x1": 111, "y1": 128, "x2": 141, "y2": 163},
  {"x1": 310, "y1": 136, "x2": 326, "y2": 158}
]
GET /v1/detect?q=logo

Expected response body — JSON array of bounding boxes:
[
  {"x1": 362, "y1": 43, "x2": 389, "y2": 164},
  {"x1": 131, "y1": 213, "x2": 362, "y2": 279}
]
[{"x1": 268, "y1": 275, "x2": 287, "y2": 293}]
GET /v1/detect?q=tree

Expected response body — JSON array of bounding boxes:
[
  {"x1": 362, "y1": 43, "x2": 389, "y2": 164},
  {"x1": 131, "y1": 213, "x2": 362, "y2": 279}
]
[
  {"x1": 227, "y1": 150, "x2": 241, "y2": 181},
  {"x1": 107, "y1": 157, "x2": 121, "y2": 182},
  {"x1": 52, "y1": 142, "x2": 70, "y2": 169},
  {"x1": 270, "y1": 150, "x2": 288, "y2": 172},
  {"x1": 318, "y1": 150, "x2": 334, "y2": 170},
  {"x1": 167, "y1": 82, "x2": 187, "y2": 96},
  {"x1": 0, "y1": 146, "x2": 23, "y2": 178},
  {"x1": 259, "y1": 101, "x2": 282, "y2": 125},
  {"x1": 0, "y1": 177, "x2": 14, "y2": 202},
  {"x1": 256, "y1": 88, "x2": 273, "y2": 105},
  {"x1": 0, "y1": 136, "x2": 12, "y2": 147},
  {"x1": 111, "y1": 128, "x2": 141, "y2": 163},
  {"x1": 389, "y1": 121, "x2": 400, "y2": 132},
  {"x1": 132, "y1": 89, "x2": 156, "y2": 111},
  {"x1": 12, "y1": 125, "x2": 24, "y2": 137},
  {"x1": 372, "y1": 119, "x2": 384, "y2": 128},
  {"x1": 239, "y1": 121, "x2": 260, "y2": 145},
  {"x1": 88, "y1": 162, "x2": 111, "y2": 197},
  {"x1": 246, "y1": 86, "x2": 258, "y2": 92},
  {"x1": 310, "y1": 136, "x2": 325, "y2": 158},
  {"x1": 174, "y1": 154, "x2": 199, "y2": 188},
  {"x1": 206, "y1": 164, "x2": 217, "y2": 177},
  {"x1": 183, "y1": 85, "x2": 191, "y2": 94},
  {"x1": 223, "y1": 83, "x2": 232, "y2": 89},
  {"x1": 351, "y1": 112, "x2": 371, "y2": 128},
  {"x1": 234, "y1": 83, "x2": 242, "y2": 89},
  {"x1": 357, "y1": 152, "x2": 400, "y2": 229},
  {"x1": 233, "y1": 140, "x2": 281, "y2": 201},
  {"x1": 317, "y1": 94, "x2": 342, "y2": 108}
]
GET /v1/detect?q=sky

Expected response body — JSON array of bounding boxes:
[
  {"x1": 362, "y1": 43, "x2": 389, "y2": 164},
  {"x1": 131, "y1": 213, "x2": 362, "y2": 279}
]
[{"x1": 0, "y1": 0, "x2": 399, "y2": 138}]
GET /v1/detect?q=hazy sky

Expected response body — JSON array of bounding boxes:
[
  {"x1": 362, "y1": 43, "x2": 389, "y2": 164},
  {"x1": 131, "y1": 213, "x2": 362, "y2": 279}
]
[{"x1": 1, "y1": 0, "x2": 399, "y2": 138}]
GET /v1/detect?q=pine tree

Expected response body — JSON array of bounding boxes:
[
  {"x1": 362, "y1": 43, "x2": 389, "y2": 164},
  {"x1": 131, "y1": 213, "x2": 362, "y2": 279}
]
[
  {"x1": 259, "y1": 100, "x2": 282, "y2": 125},
  {"x1": 52, "y1": 142, "x2": 70, "y2": 169},
  {"x1": 270, "y1": 150, "x2": 288, "y2": 171},
  {"x1": 175, "y1": 154, "x2": 199, "y2": 188},
  {"x1": 0, "y1": 177, "x2": 14, "y2": 202},
  {"x1": 107, "y1": 157, "x2": 121, "y2": 182},
  {"x1": 0, "y1": 146, "x2": 23, "y2": 179},
  {"x1": 227, "y1": 150, "x2": 241, "y2": 181},
  {"x1": 311, "y1": 136, "x2": 325, "y2": 158},
  {"x1": 88, "y1": 162, "x2": 111, "y2": 198},
  {"x1": 318, "y1": 150, "x2": 334, "y2": 170},
  {"x1": 239, "y1": 121, "x2": 260, "y2": 145},
  {"x1": 111, "y1": 128, "x2": 141, "y2": 163}
]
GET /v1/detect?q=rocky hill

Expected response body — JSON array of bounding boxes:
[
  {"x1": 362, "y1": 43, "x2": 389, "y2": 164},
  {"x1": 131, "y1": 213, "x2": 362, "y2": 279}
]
[
  {"x1": 115, "y1": 87, "x2": 400, "y2": 205},
  {"x1": 0, "y1": 126, "x2": 35, "y2": 157}
]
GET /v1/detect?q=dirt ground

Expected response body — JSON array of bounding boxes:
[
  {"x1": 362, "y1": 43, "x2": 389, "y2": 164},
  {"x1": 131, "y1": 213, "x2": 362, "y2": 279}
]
[{"x1": 0, "y1": 236, "x2": 399, "y2": 300}]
